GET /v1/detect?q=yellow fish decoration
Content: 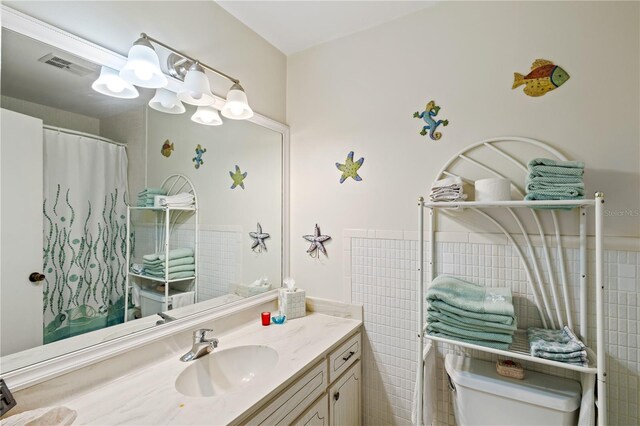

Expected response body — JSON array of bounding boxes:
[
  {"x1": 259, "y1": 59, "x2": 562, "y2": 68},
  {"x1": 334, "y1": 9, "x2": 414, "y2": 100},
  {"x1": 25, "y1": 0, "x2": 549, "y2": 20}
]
[
  {"x1": 161, "y1": 139, "x2": 174, "y2": 158},
  {"x1": 513, "y1": 59, "x2": 570, "y2": 97}
]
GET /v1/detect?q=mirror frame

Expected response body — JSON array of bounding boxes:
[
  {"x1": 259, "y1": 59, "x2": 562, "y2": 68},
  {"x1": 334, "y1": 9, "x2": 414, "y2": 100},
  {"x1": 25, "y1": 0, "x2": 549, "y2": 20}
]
[{"x1": 0, "y1": 5, "x2": 290, "y2": 390}]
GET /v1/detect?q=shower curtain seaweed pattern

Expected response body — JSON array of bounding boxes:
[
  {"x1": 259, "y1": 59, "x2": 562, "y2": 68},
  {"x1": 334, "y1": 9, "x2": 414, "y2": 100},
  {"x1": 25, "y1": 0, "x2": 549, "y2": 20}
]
[{"x1": 42, "y1": 184, "x2": 128, "y2": 343}]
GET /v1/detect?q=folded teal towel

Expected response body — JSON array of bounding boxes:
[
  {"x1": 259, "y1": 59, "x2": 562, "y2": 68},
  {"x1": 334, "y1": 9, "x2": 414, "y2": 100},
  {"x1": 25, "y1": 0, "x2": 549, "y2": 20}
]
[
  {"x1": 428, "y1": 320, "x2": 513, "y2": 344},
  {"x1": 427, "y1": 308, "x2": 517, "y2": 333},
  {"x1": 138, "y1": 188, "x2": 167, "y2": 196},
  {"x1": 143, "y1": 257, "x2": 195, "y2": 268},
  {"x1": 527, "y1": 175, "x2": 584, "y2": 185},
  {"x1": 426, "y1": 327, "x2": 511, "y2": 350},
  {"x1": 145, "y1": 264, "x2": 196, "y2": 275},
  {"x1": 527, "y1": 326, "x2": 587, "y2": 366},
  {"x1": 528, "y1": 158, "x2": 585, "y2": 169},
  {"x1": 426, "y1": 275, "x2": 514, "y2": 317},
  {"x1": 144, "y1": 270, "x2": 195, "y2": 280},
  {"x1": 524, "y1": 188, "x2": 584, "y2": 200},
  {"x1": 143, "y1": 248, "x2": 194, "y2": 262},
  {"x1": 429, "y1": 300, "x2": 515, "y2": 325}
]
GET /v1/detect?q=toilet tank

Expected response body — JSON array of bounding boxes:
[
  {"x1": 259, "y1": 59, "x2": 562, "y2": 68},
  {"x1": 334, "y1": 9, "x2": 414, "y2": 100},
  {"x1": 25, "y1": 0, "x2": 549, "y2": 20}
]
[{"x1": 445, "y1": 354, "x2": 581, "y2": 426}]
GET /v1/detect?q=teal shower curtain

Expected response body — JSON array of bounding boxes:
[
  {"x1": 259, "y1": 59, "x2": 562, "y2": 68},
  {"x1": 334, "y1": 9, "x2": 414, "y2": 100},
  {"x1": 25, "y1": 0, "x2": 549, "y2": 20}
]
[{"x1": 42, "y1": 129, "x2": 128, "y2": 344}]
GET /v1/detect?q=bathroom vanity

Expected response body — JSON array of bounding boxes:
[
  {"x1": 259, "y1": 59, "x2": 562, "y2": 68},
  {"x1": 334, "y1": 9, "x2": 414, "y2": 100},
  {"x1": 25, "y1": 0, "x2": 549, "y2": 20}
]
[{"x1": 3, "y1": 297, "x2": 362, "y2": 425}]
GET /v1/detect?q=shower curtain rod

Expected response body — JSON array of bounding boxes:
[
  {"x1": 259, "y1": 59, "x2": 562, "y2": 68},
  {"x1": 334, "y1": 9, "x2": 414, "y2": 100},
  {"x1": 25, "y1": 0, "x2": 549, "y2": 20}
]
[{"x1": 43, "y1": 125, "x2": 127, "y2": 147}]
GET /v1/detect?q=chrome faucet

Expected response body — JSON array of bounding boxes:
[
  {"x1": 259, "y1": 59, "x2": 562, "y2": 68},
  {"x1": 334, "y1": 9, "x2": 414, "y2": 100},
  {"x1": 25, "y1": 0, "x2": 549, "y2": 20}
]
[{"x1": 180, "y1": 329, "x2": 218, "y2": 362}]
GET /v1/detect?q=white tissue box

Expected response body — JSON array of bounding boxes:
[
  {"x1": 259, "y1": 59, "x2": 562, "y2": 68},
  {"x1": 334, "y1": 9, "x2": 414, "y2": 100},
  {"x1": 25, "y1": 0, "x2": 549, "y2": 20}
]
[{"x1": 279, "y1": 288, "x2": 306, "y2": 320}]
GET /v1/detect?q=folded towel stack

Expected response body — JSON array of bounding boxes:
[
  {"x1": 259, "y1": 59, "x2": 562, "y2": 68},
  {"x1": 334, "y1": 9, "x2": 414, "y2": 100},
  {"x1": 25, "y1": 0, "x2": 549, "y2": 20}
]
[
  {"x1": 524, "y1": 158, "x2": 585, "y2": 203},
  {"x1": 137, "y1": 188, "x2": 167, "y2": 207},
  {"x1": 426, "y1": 275, "x2": 517, "y2": 350},
  {"x1": 430, "y1": 176, "x2": 467, "y2": 202},
  {"x1": 158, "y1": 192, "x2": 195, "y2": 208},
  {"x1": 527, "y1": 326, "x2": 588, "y2": 366},
  {"x1": 140, "y1": 248, "x2": 195, "y2": 280}
]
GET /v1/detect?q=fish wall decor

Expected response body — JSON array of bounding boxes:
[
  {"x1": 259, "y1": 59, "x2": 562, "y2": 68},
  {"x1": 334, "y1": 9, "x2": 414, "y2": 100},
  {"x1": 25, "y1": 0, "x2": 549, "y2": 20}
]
[
  {"x1": 413, "y1": 101, "x2": 449, "y2": 140},
  {"x1": 513, "y1": 59, "x2": 570, "y2": 97},
  {"x1": 161, "y1": 139, "x2": 174, "y2": 158}
]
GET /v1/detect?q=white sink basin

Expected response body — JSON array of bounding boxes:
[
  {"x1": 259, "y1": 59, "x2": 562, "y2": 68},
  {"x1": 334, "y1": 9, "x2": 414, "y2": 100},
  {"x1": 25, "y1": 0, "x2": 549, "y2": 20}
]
[{"x1": 175, "y1": 345, "x2": 278, "y2": 397}]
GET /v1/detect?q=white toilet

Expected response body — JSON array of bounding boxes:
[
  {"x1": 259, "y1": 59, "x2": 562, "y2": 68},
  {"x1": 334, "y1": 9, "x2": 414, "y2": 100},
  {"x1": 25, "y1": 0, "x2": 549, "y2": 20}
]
[{"x1": 445, "y1": 354, "x2": 581, "y2": 426}]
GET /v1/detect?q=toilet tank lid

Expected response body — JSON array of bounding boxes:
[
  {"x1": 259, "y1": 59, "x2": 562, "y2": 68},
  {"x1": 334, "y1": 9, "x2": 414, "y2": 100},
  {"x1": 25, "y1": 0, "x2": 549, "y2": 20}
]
[{"x1": 445, "y1": 354, "x2": 581, "y2": 412}]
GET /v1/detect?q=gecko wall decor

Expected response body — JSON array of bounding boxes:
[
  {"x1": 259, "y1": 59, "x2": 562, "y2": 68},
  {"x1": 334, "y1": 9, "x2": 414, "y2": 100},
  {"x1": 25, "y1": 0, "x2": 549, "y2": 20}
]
[{"x1": 413, "y1": 100, "x2": 449, "y2": 140}]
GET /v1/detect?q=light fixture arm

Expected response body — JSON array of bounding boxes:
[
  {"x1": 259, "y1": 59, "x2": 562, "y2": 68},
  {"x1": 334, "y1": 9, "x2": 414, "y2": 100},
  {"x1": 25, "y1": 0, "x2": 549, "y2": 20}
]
[{"x1": 140, "y1": 33, "x2": 240, "y2": 85}]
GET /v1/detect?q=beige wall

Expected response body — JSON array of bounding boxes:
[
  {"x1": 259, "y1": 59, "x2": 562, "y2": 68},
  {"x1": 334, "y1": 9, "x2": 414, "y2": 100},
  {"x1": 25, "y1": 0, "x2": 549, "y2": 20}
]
[
  {"x1": 1, "y1": 95, "x2": 100, "y2": 134},
  {"x1": 287, "y1": 1, "x2": 640, "y2": 301},
  {"x1": 4, "y1": 1, "x2": 287, "y2": 122}
]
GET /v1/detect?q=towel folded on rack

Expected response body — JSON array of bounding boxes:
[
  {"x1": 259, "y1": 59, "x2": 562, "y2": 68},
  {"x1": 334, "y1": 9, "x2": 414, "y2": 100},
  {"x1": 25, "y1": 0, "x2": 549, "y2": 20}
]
[
  {"x1": 429, "y1": 176, "x2": 467, "y2": 202},
  {"x1": 144, "y1": 271, "x2": 195, "y2": 280},
  {"x1": 426, "y1": 275, "x2": 515, "y2": 317},
  {"x1": 429, "y1": 300, "x2": 516, "y2": 326},
  {"x1": 137, "y1": 188, "x2": 168, "y2": 207},
  {"x1": 527, "y1": 326, "x2": 588, "y2": 366},
  {"x1": 158, "y1": 192, "x2": 195, "y2": 207},
  {"x1": 427, "y1": 307, "x2": 518, "y2": 333},
  {"x1": 144, "y1": 263, "x2": 195, "y2": 274},
  {"x1": 527, "y1": 158, "x2": 585, "y2": 178},
  {"x1": 143, "y1": 248, "x2": 194, "y2": 262},
  {"x1": 143, "y1": 256, "x2": 195, "y2": 269},
  {"x1": 426, "y1": 326, "x2": 511, "y2": 350},
  {"x1": 427, "y1": 320, "x2": 514, "y2": 344}
]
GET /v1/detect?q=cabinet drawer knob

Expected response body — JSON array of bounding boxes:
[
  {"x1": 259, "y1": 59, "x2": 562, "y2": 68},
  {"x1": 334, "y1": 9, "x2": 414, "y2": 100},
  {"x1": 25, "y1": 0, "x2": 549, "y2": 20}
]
[
  {"x1": 29, "y1": 272, "x2": 45, "y2": 283},
  {"x1": 334, "y1": 391, "x2": 340, "y2": 401},
  {"x1": 342, "y1": 351, "x2": 355, "y2": 362}
]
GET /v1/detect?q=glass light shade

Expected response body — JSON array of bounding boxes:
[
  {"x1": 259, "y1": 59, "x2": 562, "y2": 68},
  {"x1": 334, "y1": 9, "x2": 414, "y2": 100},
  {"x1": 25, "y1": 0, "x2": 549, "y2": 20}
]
[
  {"x1": 119, "y1": 38, "x2": 167, "y2": 88},
  {"x1": 221, "y1": 83, "x2": 253, "y2": 120},
  {"x1": 91, "y1": 66, "x2": 139, "y2": 99},
  {"x1": 191, "y1": 105, "x2": 222, "y2": 126},
  {"x1": 148, "y1": 89, "x2": 185, "y2": 114},
  {"x1": 177, "y1": 63, "x2": 216, "y2": 106}
]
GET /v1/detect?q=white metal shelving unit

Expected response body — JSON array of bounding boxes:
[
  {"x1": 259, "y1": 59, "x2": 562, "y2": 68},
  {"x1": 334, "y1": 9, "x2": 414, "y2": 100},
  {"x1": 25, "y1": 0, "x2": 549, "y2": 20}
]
[
  {"x1": 415, "y1": 137, "x2": 607, "y2": 426},
  {"x1": 124, "y1": 174, "x2": 198, "y2": 320}
]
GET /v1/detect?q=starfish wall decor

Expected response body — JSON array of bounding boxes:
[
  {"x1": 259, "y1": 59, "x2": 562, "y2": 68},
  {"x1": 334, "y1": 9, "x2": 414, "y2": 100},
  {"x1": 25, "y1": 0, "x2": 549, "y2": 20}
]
[
  {"x1": 249, "y1": 223, "x2": 270, "y2": 253},
  {"x1": 336, "y1": 151, "x2": 364, "y2": 183},
  {"x1": 303, "y1": 224, "x2": 331, "y2": 257},
  {"x1": 229, "y1": 165, "x2": 247, "y2": 189}
]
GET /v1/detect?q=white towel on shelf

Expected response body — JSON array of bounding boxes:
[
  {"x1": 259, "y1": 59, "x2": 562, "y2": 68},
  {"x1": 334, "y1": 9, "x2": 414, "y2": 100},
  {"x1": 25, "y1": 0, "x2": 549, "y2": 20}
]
[
  {"x1": 411, "y1": 341, "x2": 436, "y2": 426},
  {"x1": 159, "y1": 192, "x2": 195, "y2": 207},
  {"x1": 429, "y1": 176, "x2": 466, "y2": 202},
  {"x1": 578, "y1": 372, "x2": 595, "y2": 426},
  {"x1": 171, "y1": 291, "x2": 194, "y2": 309}
]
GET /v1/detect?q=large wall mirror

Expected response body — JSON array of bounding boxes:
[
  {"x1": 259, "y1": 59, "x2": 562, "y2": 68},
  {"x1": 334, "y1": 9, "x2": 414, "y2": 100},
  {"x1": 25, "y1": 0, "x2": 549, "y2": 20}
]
[{"x1": 0, "y1": 7, "x2": 288, "y2": 374}]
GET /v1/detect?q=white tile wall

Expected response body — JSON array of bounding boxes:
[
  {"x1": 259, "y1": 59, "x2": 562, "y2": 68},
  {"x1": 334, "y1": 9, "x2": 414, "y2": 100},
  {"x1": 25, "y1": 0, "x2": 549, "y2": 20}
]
[
  {"x1": 130, "y1": 223, "x2": 241, "y2": 301},
  {"x1": 350, "y1": 237, "x2": 640, "y2": 426}
]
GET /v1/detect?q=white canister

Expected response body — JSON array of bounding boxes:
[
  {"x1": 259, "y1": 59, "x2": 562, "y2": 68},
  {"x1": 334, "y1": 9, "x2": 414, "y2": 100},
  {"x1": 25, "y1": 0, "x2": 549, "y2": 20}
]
[{"x1": 475, "y1": 178, "x2": 511, "y2": 202}]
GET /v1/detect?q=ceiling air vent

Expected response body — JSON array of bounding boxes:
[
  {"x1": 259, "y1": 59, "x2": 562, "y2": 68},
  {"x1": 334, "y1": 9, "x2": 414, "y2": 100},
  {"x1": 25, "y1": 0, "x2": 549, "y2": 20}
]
[{"x1": 38, "y1": 53, "x2": 96, "y2": 77}]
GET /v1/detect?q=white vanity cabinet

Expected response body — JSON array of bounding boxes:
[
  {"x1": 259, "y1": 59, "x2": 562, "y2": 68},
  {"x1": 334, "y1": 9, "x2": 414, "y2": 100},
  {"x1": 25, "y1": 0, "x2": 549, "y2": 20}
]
[
  {"x1": 329, "y1": 361, "x2": 361, "y2": 426},
  {"x1": 245, "y1": 330, "x2": 362, "y2": 426}
]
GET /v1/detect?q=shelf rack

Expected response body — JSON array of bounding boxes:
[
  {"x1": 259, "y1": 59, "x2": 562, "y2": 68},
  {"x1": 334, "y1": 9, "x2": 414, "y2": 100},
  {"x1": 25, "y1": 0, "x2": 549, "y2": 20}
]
[
  {"x1": 124, "y1": 174, "x2": 198, "y2": 320},
  {"x1": 417, "y1": 196, "x2": 606, "y2": 424}
]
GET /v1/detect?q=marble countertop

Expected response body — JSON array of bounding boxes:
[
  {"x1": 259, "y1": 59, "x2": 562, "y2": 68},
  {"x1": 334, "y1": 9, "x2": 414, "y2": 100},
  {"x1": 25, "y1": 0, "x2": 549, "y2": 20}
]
[{"x1": 65, "y1": 313, "x2": 361, "y2": 425}]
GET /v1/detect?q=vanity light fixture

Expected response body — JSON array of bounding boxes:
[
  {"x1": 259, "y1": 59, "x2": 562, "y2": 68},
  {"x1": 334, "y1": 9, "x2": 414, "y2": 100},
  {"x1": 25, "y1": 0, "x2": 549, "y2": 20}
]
[
  {"x1": 91, "y1": 66, "x2": 139, "y2": 99},
  {"x1": 191, "y1": 105, "x2": 223, "y2": 126},
  {"x1": 139, "y1": 33, "x2": 254, "y2": 119},
  {"x1": 120, "y1": 35, "x2": 167, "y2": 88},
  {"x1": 149, "y1": 89, "x2": 186, "y2": 114},
  {"x1": 177, "y1": 63, "x2": 216, "y2": 106},
  {"x1": 221, "y1": 83, "x2": 253, "y2": 120}
]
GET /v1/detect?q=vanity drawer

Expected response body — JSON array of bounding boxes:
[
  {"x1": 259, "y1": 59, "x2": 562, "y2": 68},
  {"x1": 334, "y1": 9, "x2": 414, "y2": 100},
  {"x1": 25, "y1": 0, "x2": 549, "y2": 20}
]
[
  {"x1": 328, "y1": 331, "x2": 361, "y2": 383},
  {"x1": 246, "y1": 360, "x2": 327, "y2": 426},
  {"x1": 292, "y1": 393, "x2": 329, "y2": 426}
]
